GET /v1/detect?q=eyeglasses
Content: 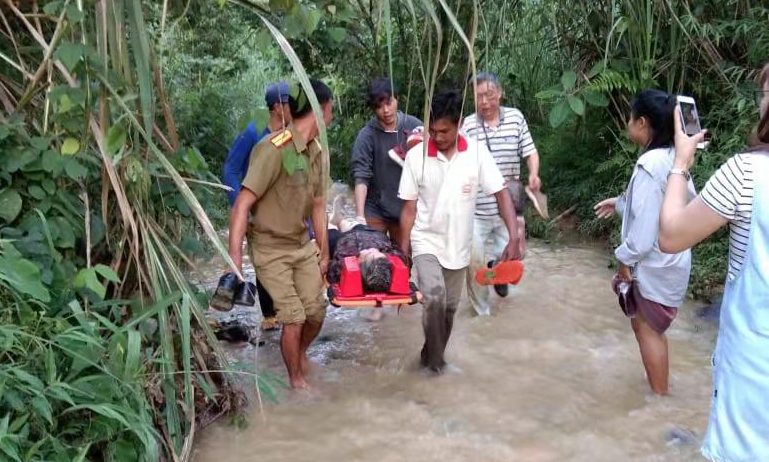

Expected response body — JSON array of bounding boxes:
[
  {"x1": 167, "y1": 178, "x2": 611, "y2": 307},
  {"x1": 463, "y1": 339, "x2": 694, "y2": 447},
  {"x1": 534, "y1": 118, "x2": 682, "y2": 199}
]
[{"x1": 476, "y1": 91, "x2": 499, "y2": 102}]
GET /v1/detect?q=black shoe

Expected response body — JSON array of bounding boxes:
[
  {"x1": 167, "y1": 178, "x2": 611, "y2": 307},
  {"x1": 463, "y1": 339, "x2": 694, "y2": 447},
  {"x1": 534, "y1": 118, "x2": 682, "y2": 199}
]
[
  {"x1": 210, "y1": 272, "x2": 238, "y2": 311},
  {"x1": 487, "y1": 260, "x2": 509, "y2": 298},
  {"x1": 234, "y1": 281, "x2": 256, "y2": 306}
]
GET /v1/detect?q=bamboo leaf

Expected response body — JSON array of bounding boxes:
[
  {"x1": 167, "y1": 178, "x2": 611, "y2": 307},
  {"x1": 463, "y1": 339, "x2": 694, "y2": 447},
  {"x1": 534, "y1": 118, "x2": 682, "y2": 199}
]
[
  {"x1": 126, "y1": 0, "x2": 155, "y2": 135},
  {"x1": 259, "y1": 16, "x2": 330, "y2": 197},
  {"x1": 30, "y1": 397, "x2": 53, "y2": 425}
]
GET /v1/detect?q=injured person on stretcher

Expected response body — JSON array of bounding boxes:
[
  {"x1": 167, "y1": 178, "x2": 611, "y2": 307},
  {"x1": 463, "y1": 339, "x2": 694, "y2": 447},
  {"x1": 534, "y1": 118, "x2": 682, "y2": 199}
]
[{"x1": 326, "y1": 198, "x2": 420, "y2": 307}]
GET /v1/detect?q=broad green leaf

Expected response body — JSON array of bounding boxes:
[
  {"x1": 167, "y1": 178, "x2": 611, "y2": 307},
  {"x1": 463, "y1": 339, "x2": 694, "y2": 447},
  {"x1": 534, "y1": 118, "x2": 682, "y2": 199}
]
[
  {"x1": 535, "y1": 88, "x2": 562, "y2": 100},
  {"x1": 0, "y1": 189, "x2": 22, "y2": 223},
  {"x1": 0, "y1": 254, "x2": 50, "y2": 301},
  {"x1": 567, "y1": 95, "x2": 585, "y2": 115},
  {"x1": 27, "y1": 185, "x2": 46, "y2": 200},
  {"x1": 549, "y1": 99, "x2": 571, "y2": 128},
  {"x1": 53, "y1": 42, "x2": 84, "y2": 71},
  {"x1": 73, "y1": 267, "x2": 106, "y2": 299},
  {"x1": 42, "y1": 179, "x2": 57, "y2": 195},
  {"x1": 42, "y1": 0, "x2": 63, "y2": 15},
  {"x1": 283, "y1": 7, "x2": 305, "y2": 37},
  {"x1": 94, "y1": 264, "x2": 120, "y2": 283},
  {"x1": 282, "y1": 148, "x2": 307, "y2": 175},
  {"x1": 57, "y1": 94, "x2": 74, "y2": 113},
  {"x1": 561, "y1": 70, "x2": 577, "y2": 91},
  {"x1": 327, "y1": 27, "x2": 346, "y2": 43},
  {"x1": 30, "y1": 137, "x2": 49, "y2": 151},
  {"x1": 305, "y1": 8, "x2": 322, "y2": 35},
  {"x1": 64, "y1": 159, "x2": 88, "y2": 180},
  {"x1": 52, "y1": 217, "x2": 75, "y2": 249},
  {"x1": 65, "y1": 3, "x2": 84, "y2": 22},
  {"x1": 269, "y1": 0, "x2": 294, "y2": 11},
  {"x1": 584, "y1": 90, "x2": 610, "y2": 107},
  {"x1": 61, "y1": 137, "x2": 80, "y2": 155},
  {"x1": 41, "y1": 150, "x2": 62, "y2": 173}
]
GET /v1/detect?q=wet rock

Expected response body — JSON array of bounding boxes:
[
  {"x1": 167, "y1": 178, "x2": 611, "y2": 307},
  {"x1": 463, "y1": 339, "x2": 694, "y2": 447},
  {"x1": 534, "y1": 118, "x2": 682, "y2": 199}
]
[{"x1": 207, "y1": 307, "x2": 260, "y2": 345}]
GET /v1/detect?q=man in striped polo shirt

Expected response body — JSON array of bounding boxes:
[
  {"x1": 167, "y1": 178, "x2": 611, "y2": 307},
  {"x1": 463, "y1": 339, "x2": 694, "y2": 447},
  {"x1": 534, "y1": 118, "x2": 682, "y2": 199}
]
[{"x1": 462, "y1": 72, "x2": 543, "y2": 316}]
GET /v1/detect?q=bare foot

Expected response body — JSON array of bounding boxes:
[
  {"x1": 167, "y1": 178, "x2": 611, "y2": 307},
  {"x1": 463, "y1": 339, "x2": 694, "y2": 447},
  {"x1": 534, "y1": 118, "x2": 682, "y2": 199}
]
[{"x1": 290, "y1": 376, "x2": 310, "y2": 390}]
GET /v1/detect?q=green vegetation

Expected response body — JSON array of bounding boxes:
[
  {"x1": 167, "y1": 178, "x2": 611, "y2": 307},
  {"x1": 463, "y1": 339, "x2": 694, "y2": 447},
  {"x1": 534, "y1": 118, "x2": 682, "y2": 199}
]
[{"x1": 1, "y1": 0, "x2": 766, "y2": 459}]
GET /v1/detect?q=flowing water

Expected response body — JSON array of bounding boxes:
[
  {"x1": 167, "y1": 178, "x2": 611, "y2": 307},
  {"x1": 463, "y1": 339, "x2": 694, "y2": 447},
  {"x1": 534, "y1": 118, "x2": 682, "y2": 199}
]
[{"x1": 193, "y1": 241, "x2": 717, "y2": 462}]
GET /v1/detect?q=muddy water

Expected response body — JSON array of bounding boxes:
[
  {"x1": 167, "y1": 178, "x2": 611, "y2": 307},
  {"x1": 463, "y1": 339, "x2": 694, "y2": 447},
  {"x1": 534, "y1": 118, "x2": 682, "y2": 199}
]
[{"x1": 193, "y1": 241, "x2": 716, "y2": 462}]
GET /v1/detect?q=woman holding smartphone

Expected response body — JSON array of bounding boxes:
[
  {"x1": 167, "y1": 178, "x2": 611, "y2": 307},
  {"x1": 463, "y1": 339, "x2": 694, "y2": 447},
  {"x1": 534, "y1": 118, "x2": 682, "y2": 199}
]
[
  {"x1": 659, "y1": 63, "x2": 769, "y2": 461},
  {"x1": 594, "y1": 89, "x2": 696, "y2": 395}
]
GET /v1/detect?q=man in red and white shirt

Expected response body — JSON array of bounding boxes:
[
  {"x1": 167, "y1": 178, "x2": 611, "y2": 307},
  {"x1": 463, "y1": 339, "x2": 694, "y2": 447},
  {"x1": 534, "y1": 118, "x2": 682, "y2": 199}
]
[{"x1": 398, "y1": 90, "x2": 521, "y2": 374}]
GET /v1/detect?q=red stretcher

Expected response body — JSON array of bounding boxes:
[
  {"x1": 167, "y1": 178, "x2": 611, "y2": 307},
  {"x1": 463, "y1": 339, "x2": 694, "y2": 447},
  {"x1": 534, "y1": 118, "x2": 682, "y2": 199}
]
[{"x1": 327, "y1": 255, "x2": 423, "y2": 308}]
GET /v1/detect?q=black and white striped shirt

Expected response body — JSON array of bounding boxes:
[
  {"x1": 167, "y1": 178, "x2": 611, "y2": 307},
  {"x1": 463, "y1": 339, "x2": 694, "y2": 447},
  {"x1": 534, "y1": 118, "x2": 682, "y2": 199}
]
[
  {"x1": 700, "y1": 153, "x2": 755, "y2": 280},
  {"x1": 462, "y1": 107, "x2": 537, "y2": 216}
]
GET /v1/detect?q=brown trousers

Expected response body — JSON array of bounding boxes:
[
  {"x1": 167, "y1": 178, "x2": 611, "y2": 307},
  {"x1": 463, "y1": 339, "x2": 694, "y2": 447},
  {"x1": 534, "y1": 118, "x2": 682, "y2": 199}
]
[{"x1": 413, "y1": 254, "x2": 467, "y2": 371}]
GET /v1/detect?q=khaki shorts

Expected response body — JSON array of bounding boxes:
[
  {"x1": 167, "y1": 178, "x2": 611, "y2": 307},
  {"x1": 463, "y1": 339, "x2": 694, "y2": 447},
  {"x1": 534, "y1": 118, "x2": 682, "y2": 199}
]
[{"x1": 251, "y1": 241, "x2": 326, "y2": 325}]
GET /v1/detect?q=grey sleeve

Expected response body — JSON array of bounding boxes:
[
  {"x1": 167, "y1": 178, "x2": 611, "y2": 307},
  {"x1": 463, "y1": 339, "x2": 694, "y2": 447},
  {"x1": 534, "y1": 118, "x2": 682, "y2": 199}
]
[
  {"x1": 614, "y1": 169, "x2": 663, "y2": 266},
  {"x1": 350, "y1": 129, "x2": 374, "y2": 185},
  {"x1": 406, "y1": 115, "x2": 423, "y2": 130}
]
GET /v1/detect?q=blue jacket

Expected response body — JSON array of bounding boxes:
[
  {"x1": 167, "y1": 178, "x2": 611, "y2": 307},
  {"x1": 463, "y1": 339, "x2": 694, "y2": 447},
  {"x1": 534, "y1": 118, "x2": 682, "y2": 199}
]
[{"x1": 222, "y1": 122, "x2": 270, "y2": 205}]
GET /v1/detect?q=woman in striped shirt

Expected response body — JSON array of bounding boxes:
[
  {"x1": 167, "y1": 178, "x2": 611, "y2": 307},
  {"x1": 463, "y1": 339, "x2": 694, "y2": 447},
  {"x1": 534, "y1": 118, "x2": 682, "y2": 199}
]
[{"x1": 659, "y1": 63, "x2": 769, "y2": 461}]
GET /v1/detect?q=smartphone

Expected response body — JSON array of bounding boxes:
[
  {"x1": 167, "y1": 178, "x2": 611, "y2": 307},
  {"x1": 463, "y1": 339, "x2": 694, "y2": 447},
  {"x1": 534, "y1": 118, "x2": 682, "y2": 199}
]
[{"x1": 676, "y1": 95, "x2": 707, "y2": 149}]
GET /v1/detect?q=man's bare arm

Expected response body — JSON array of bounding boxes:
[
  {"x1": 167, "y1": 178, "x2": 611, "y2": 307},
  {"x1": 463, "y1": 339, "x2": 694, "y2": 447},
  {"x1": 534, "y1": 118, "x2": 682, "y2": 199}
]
[
  {"x1": 494, "y1": 189, "x2": 521, "y2": 260},
  {"x1": 311, "y1": 195, "x2": 329, "y2": 276},
  {"x1": 228, "y1": 188, "x2": 259, "y2": 273},
  {"x1": 354, "y1": 183, "x2": 368, "y2": 220},
  {"x1": 399, "y1": 199, "x2": 417, "y2": 255}
]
